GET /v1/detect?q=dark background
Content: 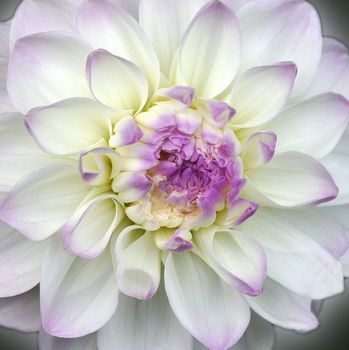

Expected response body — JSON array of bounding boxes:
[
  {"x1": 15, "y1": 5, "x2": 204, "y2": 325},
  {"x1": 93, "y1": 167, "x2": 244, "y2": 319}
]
[{"x1": 0, "y1": 0, "x2": 349, "y2": 349}]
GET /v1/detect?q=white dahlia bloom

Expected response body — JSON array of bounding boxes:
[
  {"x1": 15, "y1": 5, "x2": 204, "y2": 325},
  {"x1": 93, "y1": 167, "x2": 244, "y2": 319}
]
[{"x1": 0, "y1": 0, "x2": 349, "y2": 349}]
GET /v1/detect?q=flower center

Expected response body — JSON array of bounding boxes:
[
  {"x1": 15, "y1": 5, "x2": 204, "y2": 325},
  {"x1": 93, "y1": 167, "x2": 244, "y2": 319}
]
[{"x1": 107, "y1": 87, "x2": 257, "y2": 232}]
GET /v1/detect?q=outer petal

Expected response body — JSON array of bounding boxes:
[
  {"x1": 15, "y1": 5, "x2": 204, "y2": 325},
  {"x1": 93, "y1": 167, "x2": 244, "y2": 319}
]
[
  {"x1": 7, "y1": 32, "x2": 92, "y2": 113},
  {"x1": 87, "y1": 49, "x2": 148, "y2": 112},
  {"x1": 9, "y1": 0, "x2": 82, "y2": 47},
  {"x1": 76, "y1": 0, "x2": 160, "y2": 95},
  {"x1": 175, "y1": 1, "x2": 241, "y2": 97},
  {"x1": 0, "y1": 221, "x2": 49, "y2": 297},
  {"x1": 246, "y1": 279, "x2": 319, "y2": 332},
  {"x1": 239, "y1": 208, "x2": 344, "y2": 299},
  {"x1": 228, "y1": 63, "x2": 297, "y2": 128},
  {"x1": 0, "y1": 113, "x2": 62, "y2": 192},
  {"x1": 321, "y1": 130, "x2": 349, "y2": 205},
  {"x1": 116, "y1": 228, "x2": 161, "y2": 300},
  {"x1": 0, "y1": 287, "x2": 41, "y2": 332},
  {"x1": 244, "y1": 152, "x2": 338, "y2": 207},
  {"x1": 221, "y1": 312, "x2": 275, "y2": 350},
  {"x1": 39, "y1": 331, "x2": 97, "y2": 350},
  {"x1": 63, "y1": 192, "x2": 124, "y2": 259},
  {"x1": 139, "y1": 0, "x2": 207, "y2": 76},
  {"x1": 98, "y1": 283, "x2": 192, "y2": 350},
  {"x1": 238, "y1": 0, "x2": 322, "y2": 96},
  {"x1": 114, "y1": 0, "x2": 140, "y2": 19},
  {"x1": 304, "y1": 38, "x2": 349, "y2": 100},
  {"x1": 165, "y1": 251, "x2": 250, "y2": 350},
  {"x1": 0, "y1": 58, "x2": 15, "y2": 114},
  {"x1": 0, "y1": 166, "x2": 91, "y2": 240},
  {"x1": 41, "y1": 238, "x2": 118, "y2": 338},
  {"x1": 25, "y1": 98, "x2": 112, "y2": 155},
  {"x1": 267, "y1": 93, "x2": 349, "y2": 158},
  {"x1": 196, "y1": 228, "x2": 266, "y2": 296}
]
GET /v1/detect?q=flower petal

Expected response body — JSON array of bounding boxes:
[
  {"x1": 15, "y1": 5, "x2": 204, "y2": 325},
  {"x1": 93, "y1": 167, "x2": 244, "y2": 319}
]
[
  {"x1": 246, "y1": 278, "x2": 319, "y2": 332},
  {"x1": 196, "y1": 228, "x2": 267, "y2": 296},
  {"x1": 267, "y1": 93, "x2": 349, "y2": 158},
  {"x1": 98, "y1": 283, "x2": 192, "y2": 350},
  {"x1": 239, "y1": 208, "x2": 344, "y2": 299},
  {"x1": 63, "y1": 192, "x2": 124, "y2": 259},
  {"x1": 244, "y1": 152, "x2": 338, "y2": 207},
  {"x1": 41, "y1": 237, "x2": 118, "y2": 338},
  {"x1": 0, "y1": 221, "x2": 49, "y2": 297},
  {"x1": 87, "y1": 49, "x2": 148, "y2": 112},
  {"x1": 228, "y1": 62, "x2": 297, "y2": 128},
  {"x1": 7, "y1": 32, "x2": 92, "y2": 113},
  {"x1": 0, "y1": 113, "x2": 62, "y2": 192},
  {"x1": 0, "y1": 287, "x2": 41, "y2": 332},
  {"x1": 114, "y1": 0, "x2": 140, "y2": 19},
  {"x1": 109, "y1": 116, "x2": 144, "y2": 148},
  {"x1": 305, "y1": 37, "x2": 349, "y2": 100},
  {"x1": 238, "y1": 0, "x2": 322, "y2": 96},
  {"x1": 116, "y1": 227, "x2": 161, "y2": 300},
  {"x1": 76, "y1": 0, "x2": 159, "y2": 95},
  {"x1": 242, "y1": 132, "x2": 277, "y2": 170},
  {"x1": 9, "y1": 0, "x2": 82, "y2": 47},
  {"x1": 26, "y1": 98, "x2": 113, "y2": 155},
  {"x1": 321, "y1": 131, "x2": 349, "y2": 205},
  {"x1": 0, "y1": 58, "x2": 15, "y2": 113},
  {"x1": 175, "y1": 0, "x2": 241, "y2": 97},
  {"x1": 139, "y1": 0, "x2": 207, "y2": 76},
  {"x1": 39, "y1": 331, "x2": 97, "y2": 350},
  {"x1": 0, "y1": 165, "x2": 90, "y2": 240},
  {"x1": 112, "y1": 171, "x2": 152, "y2": 203},
  {"x1": 165, "y1": 251, "x2": 250, "y2": 349}
]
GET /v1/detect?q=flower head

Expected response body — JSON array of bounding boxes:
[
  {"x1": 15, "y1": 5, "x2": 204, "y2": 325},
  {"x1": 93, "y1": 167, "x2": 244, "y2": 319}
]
[{"x1": 0, "y1": 0, "x2": 349, "y2": 349}]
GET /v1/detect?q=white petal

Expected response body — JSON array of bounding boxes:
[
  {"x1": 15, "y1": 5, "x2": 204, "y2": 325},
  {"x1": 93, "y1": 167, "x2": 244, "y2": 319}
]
[
  {"x1": 139, "y1": 0, "x2": 207, "y2": 76},
  {"x1": 0, "y1": 221, "x2": 49, "y2": 297},
  {"x1": 165, "y1": 251, "x2": 250, "y2": 349},
  {"x1": 239, "y1": 208, "x2": 344, "y2": 299},
  {"x1": 63, "y1": 192, "x2": 124, "y2": 259},
  {"x1": 196, "y1": 228, "x2": 266, "y2": 296},
  {"x1": 244, "y1": 152, "x2": 338, "y2": 207},
  {"x1": 267, "y1": 93, "x2": 349, "y2": 158},
  {"x1": 114, "y1": 0, "x2": 140, "y2": 19},
  {"x1": 41, "y1": 238, "x2": 118, "y2": 338},
  {"x1": 26, "y1": 98, "x2": 113, "y2": 155},
  {"x1": 116, "y1": 228, "x2": 161, "y2": 300},
  {"x1": 76, "y1": 0, "x2": 160, "y2": 95},
  {"x1": 0, "y1": 113, "x2": 62, "y2": 192},
  {"x1": 0, "y1": 58, "x2": 15, "y2": 113},
  {"x1": 246, "y1": 279, "x2": 318, "y2": 332},
  {"x1": 39, "y1": 331, "x2": 97, "y2": 350},
  {"x1": 9, "y1": 0, "x2": 82, "y2": 47},
  {"x1": 87, "y1": 49, "x2": 148, "y2": 112},
  {"x1": 175, "y1": 1, "x2": 241, "y2": 97},
  {"x1": 305, "y1": 38, "x2": 349, "y2": 100},
  {"x1": 238, "y1": 0, "x2": 322, "y2": 96},
  {"x1": 228, "y1": 63, "x2": 297, "y2": 128},
  {"x1": 0, "y1": 287, "x2": 41, "y2": 332},
  {"x1": 98, "y1": 283, "x2": 192, "y2": 350},
  {"x1": 0, "y1": 165, "x2": 90, "y2": 240},
  {"x1": 7, "y1": 32, "x2": 92, "y2": 113},
  {"x1": 321, "y1": 151, "x2": 349, "y2": 206},
  {"x1": 229, "y1": 312, "x2": 275, "y2": 350}
]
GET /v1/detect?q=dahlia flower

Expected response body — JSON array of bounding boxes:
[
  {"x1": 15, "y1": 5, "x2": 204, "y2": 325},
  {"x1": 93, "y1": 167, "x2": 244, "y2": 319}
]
[{"x1": 0, "y1": 0, "x2": 349, "y2": 349}]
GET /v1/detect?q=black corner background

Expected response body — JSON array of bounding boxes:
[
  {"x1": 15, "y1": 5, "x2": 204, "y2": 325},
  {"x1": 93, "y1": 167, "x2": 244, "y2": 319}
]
[{"x1": 0, "y1": 0, "x2": 349, "y2": 349}]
